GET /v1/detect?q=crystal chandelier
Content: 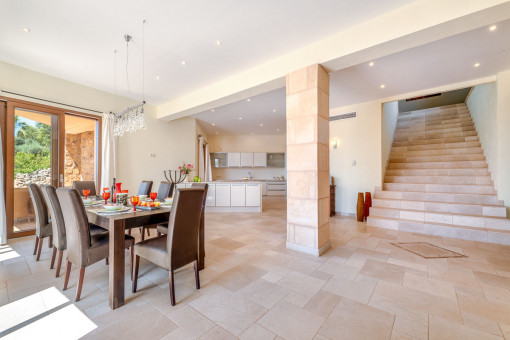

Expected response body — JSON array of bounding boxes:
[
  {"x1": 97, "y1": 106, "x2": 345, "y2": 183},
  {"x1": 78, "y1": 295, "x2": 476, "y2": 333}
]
[{"x1": 113, "y1": 20, "x2": 147, "y2": 137}]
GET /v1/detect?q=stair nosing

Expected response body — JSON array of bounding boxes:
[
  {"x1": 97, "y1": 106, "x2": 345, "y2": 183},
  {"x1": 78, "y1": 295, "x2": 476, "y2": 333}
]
[
  {"x1": 372, "y1": 197, "x2": 503, "y2": 208},
  {"x1": 369, "y1": 206, "x2": 508, "y2": 220}
]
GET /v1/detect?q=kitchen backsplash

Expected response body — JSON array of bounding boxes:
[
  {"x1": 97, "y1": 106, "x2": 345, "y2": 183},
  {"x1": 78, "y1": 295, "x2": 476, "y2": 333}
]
[{"x1": 212, "y1": 167, "x2": 286, "y2": 181}]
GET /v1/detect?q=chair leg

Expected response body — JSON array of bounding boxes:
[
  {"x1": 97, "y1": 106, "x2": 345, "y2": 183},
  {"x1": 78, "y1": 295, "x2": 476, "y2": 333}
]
[
  {"x1": 36, "y1": 237, "x2": 44, "y2": 261},
  {"x1": 105, "y1": 257, "x2": 109, "y2": 265},
  {"x1": 157, "y1": 232, "x2": 161, "y2": 237},
  {"x1": 130, "y1": 247, "x2": 134, "y2": 279},
  {"x1": 63, "y1": 261, "x2": 72, "y2": 290},
  {"x1": 128, "y1": 229, "x2": 132, "y2": 236},
  {"x1": 50, "y1": 246, "x2": 57, "y2": 269},
  {"x1": 146, "y1": 228, "x2": 150, "y2": 237},
  {"x1": 75, "y1": 267, "x2": 85, "y2": 302},
  {"x1": 55, "y1": 251, "x2": 63, "y2": 277},
  {"x1": 169, "y1": 270, "x2": 176, "y2": 306},
  {"x1": 33, "y1": 236, "x2": 39, "y2": 255},
  {"x1": 194, "y1": 260, "x2": 200, "y2": 290},
  {"x1": 132, "y1": 255, "x2": 140, "y2": 293},
  {"x1": 141, "y1": 228, "x2": 145, "y2": 242},
  {"x1": 48, "y1": 235, "x2": 53, "y2": 248}
]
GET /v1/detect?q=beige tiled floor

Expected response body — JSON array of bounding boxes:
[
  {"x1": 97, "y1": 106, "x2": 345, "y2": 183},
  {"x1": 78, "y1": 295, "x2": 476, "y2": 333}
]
[{"x1": 2, "y1": 197, "x2": 510, "y2": 339}]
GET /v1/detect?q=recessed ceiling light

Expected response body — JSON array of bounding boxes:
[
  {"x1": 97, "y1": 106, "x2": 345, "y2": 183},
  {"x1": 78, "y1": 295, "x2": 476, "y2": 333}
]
[
  {"x1": 246, "y1": 98, "x2": 251, "y2": 102},
  {"x1": 489, "y1": 25, "x2": 497, "y2": 31},
  {"x1": 155, "y1": 76, "x2": 160, "y2": 80},
  {"x1": 211, "y1": 109, "x2": 215, "y2": 112},
  {"x1": 22, "y1": 27, "x2": 31, "y2": 33},
  {"x1": 216, "y1": 40, "x2": 221, "y2": 45},
  {"x1": 380, "y1": 84, "x2": 385, "y2": 88},
  {"x1": 211, "y1": 123, "x2": 215, "y2": 126},
  {"x1": 272, "y1": 109, "x2": 276, "y2": 112},
  {"x1": 181, "y1": 61, "x2": 186, "y2": 65},
  {"x1": 369, "y1": 61, "x2": 374, "y2": 66},
  {"x1": 474, "y1": 62, "x2": 480, "y2": 68},
  {"x1": 277, "y1": 128, "x2": 280, "y2": 132},
  {"x1": 260, "y1": 123, "x2": 263, "y2": 127},
  {"x1": 238, "y1": 117, "x2": 242, "y2": 120},
  {"x1": 250, "y1": 132, "x2": 255, "y2": 135},
  {"x1": 215, "y1": 131, "x2": 219, "y2": 134}
]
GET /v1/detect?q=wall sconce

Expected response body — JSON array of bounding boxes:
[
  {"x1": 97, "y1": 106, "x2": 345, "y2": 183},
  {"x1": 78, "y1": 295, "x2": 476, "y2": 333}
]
[{"x1": 331, "y1": 139, "x2": 338, "y2": 149}]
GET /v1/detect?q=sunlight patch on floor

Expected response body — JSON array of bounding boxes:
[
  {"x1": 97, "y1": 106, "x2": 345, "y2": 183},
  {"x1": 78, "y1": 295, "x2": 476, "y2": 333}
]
[{"x1": 0, "y1": 245, "x2": 21, "y2": 262}]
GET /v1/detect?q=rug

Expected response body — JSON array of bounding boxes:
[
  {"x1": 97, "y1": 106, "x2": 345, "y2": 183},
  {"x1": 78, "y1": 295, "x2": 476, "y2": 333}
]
[{"x1": 390, "y1": 242, "x2": 466, "y2": 259}]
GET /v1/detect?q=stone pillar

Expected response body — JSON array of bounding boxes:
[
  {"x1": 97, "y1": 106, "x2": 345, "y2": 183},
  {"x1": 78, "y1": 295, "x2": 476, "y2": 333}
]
[{"x1": 286, "y1": 64, "x2": 330, "y2": 256}]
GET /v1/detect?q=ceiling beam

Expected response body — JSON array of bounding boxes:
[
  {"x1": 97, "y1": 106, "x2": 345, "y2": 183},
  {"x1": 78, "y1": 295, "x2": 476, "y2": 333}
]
[{"x1": 157, "y1": 0, "x2": 510, "y2": 121}]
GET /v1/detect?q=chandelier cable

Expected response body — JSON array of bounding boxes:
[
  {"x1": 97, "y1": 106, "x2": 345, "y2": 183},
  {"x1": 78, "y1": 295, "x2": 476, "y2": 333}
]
[{"x1": 124, "y1": 34, "x2": 131, "y2": 97}]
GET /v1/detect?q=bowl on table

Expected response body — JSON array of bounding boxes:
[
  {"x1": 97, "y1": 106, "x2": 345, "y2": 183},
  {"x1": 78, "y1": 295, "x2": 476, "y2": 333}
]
[
  {"x1": 139, "y1": 194, "x2": 148, "y2": 200},
  {"x1": 103, "y1": 204, "x2": 123, "y2": 211},
  {"x1": 164, "y1": 197, "x2": 173, "y2": 204},
  {"x1": 82, "y1": 198, "x2": 96, "y2": 204}
]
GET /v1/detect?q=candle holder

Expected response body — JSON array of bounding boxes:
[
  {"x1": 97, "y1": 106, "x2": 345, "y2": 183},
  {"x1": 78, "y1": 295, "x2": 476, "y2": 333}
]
[{"x1": 163, "y1": 170, "x2": 186, "y2": 184}]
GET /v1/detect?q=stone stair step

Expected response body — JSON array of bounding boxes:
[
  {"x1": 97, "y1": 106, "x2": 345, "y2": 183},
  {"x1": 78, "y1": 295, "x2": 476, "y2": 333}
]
[
  {"x1": 398, "y1": 113, "x2": 472, "y2": 124},
  {"x1": 384, "y1": 175, "x2": 492, "y2": 185},
  {"x1": 391, "y1": 147, "x2": 483, "y2": 158},
  {"x1": 366, "y1": 216, "x2": 510, "y2": 245},
  {"x1": 387, "y1": 160, "x2": 487, "y2": 170},
  {"x1": 383, "y1": 183, "x2": 495, "y2": 194},
  {"x1": 395, "y1": 124, "x2": 475, "y2": 136},
  {"x1": 385, "y1": 168, "x2": 490, "y2": 176},
  {"x1": 374, "y1": 189, "x2": 500, "y2": 205},
  {"x1": 371, "y1": 198, "x2": 506, "y2": 217},
  {"x1": 389, "y1": 154, "x2": 486, "y2": 163},
  {"x1": 391, "y1": 141, "x2": 482, "y2": 152},
  {"x1": 393, "y1": 136, "x2": 479, "y2": 147}
]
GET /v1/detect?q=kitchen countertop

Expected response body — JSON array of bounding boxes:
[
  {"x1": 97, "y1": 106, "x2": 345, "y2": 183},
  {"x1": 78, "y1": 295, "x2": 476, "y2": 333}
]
[{"x1": 213, "y1": 179, "x2": 286, "y2": 183}]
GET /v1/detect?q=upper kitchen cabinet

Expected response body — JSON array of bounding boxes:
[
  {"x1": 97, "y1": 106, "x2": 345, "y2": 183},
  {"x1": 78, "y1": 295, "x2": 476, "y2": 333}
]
[
  {"x1": 267, "y1": 152, "x2": 285, "y2": 168},
  {"x1": 211, "y1": 152, "x2": 228, "y2": 168},
  {"x1": 240, "y1": 152, "x2": 254, "y2": 167},
  {"x1": 253, "y1": 152, "x2": 267, "y2": 167},
  {"x1": 227, "y1": 152, "x2": 241, "y2": 167}
]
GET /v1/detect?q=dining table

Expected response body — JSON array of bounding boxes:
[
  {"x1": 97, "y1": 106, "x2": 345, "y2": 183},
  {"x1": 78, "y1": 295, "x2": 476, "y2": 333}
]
[{"x1": 85, "y1": 205, "x2": 169, "y2": 309}]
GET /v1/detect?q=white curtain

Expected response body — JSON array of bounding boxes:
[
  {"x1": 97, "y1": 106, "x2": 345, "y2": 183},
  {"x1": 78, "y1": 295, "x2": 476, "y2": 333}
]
[
  {"x1": 0, "y1": 128, "x2": 7, "y2": 245},
  {"x1": 101, "y1": 113, "x2": 116, "y2": 191},
  {"x1": 198, "y1": 136, "x2": 205, "y2": 181},
  {"x1": 204, "y1": 142, "x2": 212, "y2": 182}
]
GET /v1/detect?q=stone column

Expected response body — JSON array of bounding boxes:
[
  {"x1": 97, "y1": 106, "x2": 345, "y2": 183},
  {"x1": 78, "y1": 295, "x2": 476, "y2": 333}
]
[{"x1": 286, "y1": 64, "x2": 330, "y2": 256}]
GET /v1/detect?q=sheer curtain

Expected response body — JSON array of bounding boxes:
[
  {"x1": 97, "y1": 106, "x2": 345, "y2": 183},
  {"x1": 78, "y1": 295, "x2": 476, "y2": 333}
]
[
  {"x1": 101, "y1": 113, "x2": 116, "y2": 191},
  {"x1": 204, "y1": 142, "x2": 212, "y2": 182},
  {"x1": 0, "y1": 128, "x2": 7, "y2": 245},
  {"x1": 198, "y1": 136, "x2": 212, "y2": 182}
]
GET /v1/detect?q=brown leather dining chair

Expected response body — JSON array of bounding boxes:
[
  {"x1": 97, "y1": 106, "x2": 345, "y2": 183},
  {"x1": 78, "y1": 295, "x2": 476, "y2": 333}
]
[
  {"x1": 41, "y1": 185, "x2": 108, "y2": 277},
  {"x1": 57, "y1": 187, "x2": 135, "y2": 301},
  {"x1": 132, "y1": 187, "x2": 205, "y2": 306},
  {"x1": 27, "y1": 183, "x2": 52, "y2": 261},
  {"x1": 73, "y1": 181, "x2": 97, "y2": 197},
  {"x1": 140, "y1": 181, "x2": 175, "y2": 241}
]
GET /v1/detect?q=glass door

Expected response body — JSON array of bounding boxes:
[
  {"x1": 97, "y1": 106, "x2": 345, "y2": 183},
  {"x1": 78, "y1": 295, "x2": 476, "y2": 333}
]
[{"x1": 6, "y1": 102, "x2": 64, "y2": 238}]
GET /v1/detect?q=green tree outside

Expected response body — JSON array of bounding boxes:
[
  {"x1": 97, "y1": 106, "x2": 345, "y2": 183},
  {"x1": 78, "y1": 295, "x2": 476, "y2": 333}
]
[{"x1": 14, "y1": 116, "x2": 51, "y2": 176}]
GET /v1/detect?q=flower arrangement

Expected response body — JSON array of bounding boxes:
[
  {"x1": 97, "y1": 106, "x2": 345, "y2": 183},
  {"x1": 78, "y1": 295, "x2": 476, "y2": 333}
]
[{"x1": 179, "y1": 162, "x2": 194, "y2": 175}]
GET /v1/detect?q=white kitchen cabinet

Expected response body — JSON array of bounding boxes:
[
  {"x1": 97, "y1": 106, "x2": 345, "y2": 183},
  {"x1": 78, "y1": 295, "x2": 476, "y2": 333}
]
[
  {"x1": 240, "y1": 152, "x2": 254, "y2": 167},
  {"x1": 205, "y1": 184, "x2": 215, "y2": 206},
  {"x1": 230, "y1": 183, "x2": 246, "y2": 206},
  {"x1": 253, "y1": 152, "x2": 267, "y2": 167},
  {"x1": 267, "y1": 181, "x2": 287, "y2": 196},
  {"x1": 215, "y1": 184, "x2": 231, "y2": 206},
  {"x1": 261, "y1": 182, "x2": 267, "y2": 196},
  {"x1": 227, "y1": 152, "x2": 241, "y2": 167},
  {"x1": 246, "y1": 183, "x2": 261, "y2": 206}
]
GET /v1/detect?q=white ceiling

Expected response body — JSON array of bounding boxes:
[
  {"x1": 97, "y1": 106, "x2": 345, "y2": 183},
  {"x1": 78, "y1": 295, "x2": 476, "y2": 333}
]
[
  {"x1": 192, "y1": 19, "x2": 510, "y2": 136},
  {"x1": 0, "y1": 0, "x2": 414, "y2": 105}
]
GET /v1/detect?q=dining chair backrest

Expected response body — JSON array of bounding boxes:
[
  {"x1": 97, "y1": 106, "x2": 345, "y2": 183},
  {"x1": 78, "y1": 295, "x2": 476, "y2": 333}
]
[
  {"x1": 73, "y1": 181, "x2": 97, "y2": 196},
  {"x1": 42, "y1": 185, "x2": 66, "y2": 251},
  {"x1": 27, "y1": 183, "x2": 52, "y2": 238},
  {"x1": 166, "y1": 188, "x2": 205, "y2": 269},
  {"x1": 56, "y1": 188, "x2": 91, "y2": 267},
  {"x1": 157, "y1": 181, "x2": 174, "y2": 201},
  {"x1": 138, "y1": 181, "x2": 153, "y2": 196},
  {"x1": 191, "y1": 183, "x2": 209, "y2": 211}
]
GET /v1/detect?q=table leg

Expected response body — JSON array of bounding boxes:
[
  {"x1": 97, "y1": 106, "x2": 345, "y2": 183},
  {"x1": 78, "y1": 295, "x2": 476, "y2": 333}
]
[{"x1": 109, "y1": 219, "x2": 126, "y2": 309}]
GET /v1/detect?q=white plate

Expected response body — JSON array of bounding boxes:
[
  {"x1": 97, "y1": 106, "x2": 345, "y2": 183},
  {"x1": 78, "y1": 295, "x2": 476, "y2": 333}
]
[{"x1": 97, "y1": 208, "x2": 131, "y2": 214}]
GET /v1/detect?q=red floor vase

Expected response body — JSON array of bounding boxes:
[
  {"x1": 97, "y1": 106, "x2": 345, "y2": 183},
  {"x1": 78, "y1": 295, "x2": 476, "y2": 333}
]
[
  {"x1": 356, "y1": 193, "x2": 365, "y2": 222},
  {"x1": 364, "y1": 192, "x2": 372, "y2": 220}
]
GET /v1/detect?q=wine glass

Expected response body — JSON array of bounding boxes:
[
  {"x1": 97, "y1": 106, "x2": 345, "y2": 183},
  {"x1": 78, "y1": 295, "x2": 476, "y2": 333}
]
[
  {"x1": 102, "y1": 190, "x2": 110, "y2": 204},
  {"x1": 82, "y1": 189, "x2": 90, "y2": 200},
  {"x1": 130, "y1": 196, "x2": 139, "y2": 212},
  {"x1": 150, "y1": 192, "x2": 157, "y2": 202}
]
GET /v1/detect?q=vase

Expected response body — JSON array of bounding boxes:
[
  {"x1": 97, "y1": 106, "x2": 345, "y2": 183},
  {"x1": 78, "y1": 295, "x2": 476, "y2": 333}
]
[
  {"x1": 356, "y1": 193, "x2": 365, "y2": 222},
  {"x1": 364, "y1": 192, "x2": 372, "y2": 220}
]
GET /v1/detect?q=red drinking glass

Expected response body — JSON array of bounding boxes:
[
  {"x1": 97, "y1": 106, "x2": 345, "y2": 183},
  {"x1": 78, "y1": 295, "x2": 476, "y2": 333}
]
[
  {"x1": 82, "y1": 189, "x2": 90, "y2": 199},
  {"x1": 150, "y1": 192, "x2": 157, "y2": 202},
  {"x1": 130, "y1": 196, "x2": 139, "y2": 211},
  {"x1": 102, "y1": 191, "x2": 110, "y2": 204}
]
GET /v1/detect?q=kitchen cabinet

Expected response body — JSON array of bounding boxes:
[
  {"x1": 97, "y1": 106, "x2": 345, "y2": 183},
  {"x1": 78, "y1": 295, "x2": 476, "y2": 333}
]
[
  {"x1": 267, "y1": 181, "x2": 286, "y2": 196},
  {"x1": 240, "y1": 152, "x2": 254, "y2": 167},
  {"x1": 211, "y1": 152, "x2": 228, "y2": 168},
  {"x1": 227, "y1": 152, "x2": 241, "y2": 167},
  {"x1": 206, "y1": 184, "x2": 215, "y2": 206},
  {"x1": 230, "y1": 183, "x2": 246, "y2": 206},
  {"x1": 267, "y1": 153, "x2": 285, "y2": 168},
  {"x1": 246, "y1": 183, "x2": 261, "y2": 206},
  {"x1": 215, "y1": 183, "x2": 231, "y2": 206},
  {"x1": 261, "y1": 182, "x2": 267, "y2": 196},
  {"x1": 253, "y1": 152, "x2": 267, "y2": 167}
]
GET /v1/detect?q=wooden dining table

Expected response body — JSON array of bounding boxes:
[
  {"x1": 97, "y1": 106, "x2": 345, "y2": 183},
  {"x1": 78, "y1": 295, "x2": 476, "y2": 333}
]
[{"x1": 85, "y1": 206, "x2": 170, "y2": 310}]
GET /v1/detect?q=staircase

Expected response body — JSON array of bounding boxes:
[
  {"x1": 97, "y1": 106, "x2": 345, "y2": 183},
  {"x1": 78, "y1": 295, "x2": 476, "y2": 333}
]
[{"x1": 367, "y1": 103, "x2": 510, "y2": 245}]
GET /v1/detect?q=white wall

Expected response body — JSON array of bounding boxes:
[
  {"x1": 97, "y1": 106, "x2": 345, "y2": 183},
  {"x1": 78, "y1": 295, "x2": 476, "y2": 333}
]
[
  {"x1": 466, "y1": 82, "x2": 498, "y2": 187},
  {"x1": 208, "y1": 134, "x2": 286, "y2": 180},
  {"x1": 329, "y1": 102, "x2": 382, "y2": 215},
  {"x1": 0, "y1": 61, "x2": 197, "y2": 193},
  {"x1": 381, "y1": 101, "x2": 399, "y2": 180},
  {"x1": 497, "y1": 70, "x2": 510, "y2": 213}
]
